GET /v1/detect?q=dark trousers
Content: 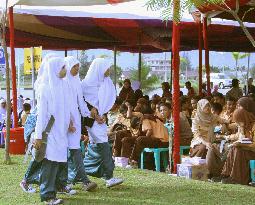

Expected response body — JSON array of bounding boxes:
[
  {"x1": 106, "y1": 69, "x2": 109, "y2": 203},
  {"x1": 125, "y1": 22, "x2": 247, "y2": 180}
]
[
  {"x1": 84, "y1": 142, "x2": 114, "y2": 180},
  {"x1": 24, "y1": 159, "x2": 42, "y2": 185},
  {"x1": 130, "y1": 136, "x2": 168, "y2": 162},
  {"x1": 40, "y1": 159, "x2": 67, "y2": 202},
  {"x1": 68, "y1": 149, "x2": 90, "y2": 184},
  {"x1": 113, "y1": 130, "x2": 135, "y2": 158}
]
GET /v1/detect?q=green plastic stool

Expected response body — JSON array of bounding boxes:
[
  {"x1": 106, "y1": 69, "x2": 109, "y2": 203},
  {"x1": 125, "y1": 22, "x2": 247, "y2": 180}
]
[
  {"x1": 141, "y1": 148, "x2": 169, "y2": 172},
  {"x1": 180, "y1": 146, "x2": 190, "y2": 155},
  {"x1": 250, "y1": 160, "x2": 255, "y2": 182}
]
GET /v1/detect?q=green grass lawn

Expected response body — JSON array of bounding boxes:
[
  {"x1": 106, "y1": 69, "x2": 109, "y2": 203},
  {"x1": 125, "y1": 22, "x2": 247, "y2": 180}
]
[{"x1": 0, "y1": 149, "x2": 255, "y2": 205}]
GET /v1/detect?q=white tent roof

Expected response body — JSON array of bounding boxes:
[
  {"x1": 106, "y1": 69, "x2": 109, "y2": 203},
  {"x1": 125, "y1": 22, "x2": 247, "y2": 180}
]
[{"x1": 1, "y1": 0, "x2": 133, "y2": 7}]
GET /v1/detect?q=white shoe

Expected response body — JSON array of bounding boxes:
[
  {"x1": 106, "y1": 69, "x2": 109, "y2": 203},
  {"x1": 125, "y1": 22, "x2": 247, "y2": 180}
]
[
  {"x1": 44, "y1": 198, "x2": 63, "y2": 205},
  {"x1": 57, "y1": 185, "x2": 77, "y2": 195},
  {"x1": 19, "y1": 181, "x2": 36, "y2": 193},
  {"x1": 106, "y1": 178, "x2": 124, "y2": 188}
]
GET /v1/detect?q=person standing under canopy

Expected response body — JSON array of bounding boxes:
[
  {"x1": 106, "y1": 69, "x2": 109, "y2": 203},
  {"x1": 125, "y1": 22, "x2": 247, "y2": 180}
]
[
  {"x1": 34, "y1": 57, "x2": 75, "y2": 205},
  {"x1": 81, "y1": 58, "x2": 124, "y2": 188}
]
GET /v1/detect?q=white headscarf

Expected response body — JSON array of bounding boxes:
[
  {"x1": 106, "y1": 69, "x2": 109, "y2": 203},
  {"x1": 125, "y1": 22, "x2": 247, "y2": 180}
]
[
  {"x1": 34, "y1": 53, "x2": 59, "y2": 100},
  {"x1": 65, "y1": 56, "x2": 80, "y2": 94},
  {"x1": 65, "y1": 56, "x2": 89, "y2": 117},
  {"x1": 82, "y1": 58, "x2": 116, "y2": 116},
  {"x1": 195, "y1": 99, "x2": 214, "y2": 127},
  {"x1": 192, "y1": 99, "x2": 217, "y2": 144}
]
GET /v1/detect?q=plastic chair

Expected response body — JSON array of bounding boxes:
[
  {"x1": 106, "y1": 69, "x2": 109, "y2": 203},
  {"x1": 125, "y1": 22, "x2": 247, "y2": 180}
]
[
  {"x1": 180, "y1": 146, "x2": 190, "y2": 156},
  {"x1": 141, "y1": 148, "x2": 169, "y2": 172},
  {"x1": 250, "y1": 160, "x2": 255, "y2": 182}
]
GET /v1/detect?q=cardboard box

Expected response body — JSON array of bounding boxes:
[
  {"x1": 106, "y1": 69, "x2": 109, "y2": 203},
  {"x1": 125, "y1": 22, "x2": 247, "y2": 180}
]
[
  {"x1": 177, "y1": 164, "x2": 209, "y2": 181},
  {"x1": 181, "y1": 157, "x2": 206, "y2": 165}
]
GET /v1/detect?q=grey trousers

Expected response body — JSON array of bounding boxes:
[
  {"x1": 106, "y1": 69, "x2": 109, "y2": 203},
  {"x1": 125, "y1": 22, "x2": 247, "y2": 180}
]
[
  {"x1": 40, "y1": 159, "x2": 67, "y2": 202},
  {"x1": 68, "y1": 149, "x2": 90, "y2": 184}
]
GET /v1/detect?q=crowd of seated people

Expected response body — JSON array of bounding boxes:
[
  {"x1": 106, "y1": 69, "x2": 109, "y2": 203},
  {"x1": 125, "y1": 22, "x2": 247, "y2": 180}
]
[{"x1": 105, "y1": 78, "x2": 255, "y2": 186}]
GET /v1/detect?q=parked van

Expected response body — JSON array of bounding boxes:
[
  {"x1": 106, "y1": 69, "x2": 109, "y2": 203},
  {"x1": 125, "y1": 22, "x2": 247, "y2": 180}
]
[{"x1": 203, "y1": 73, "x2": 232, "y2": 89}]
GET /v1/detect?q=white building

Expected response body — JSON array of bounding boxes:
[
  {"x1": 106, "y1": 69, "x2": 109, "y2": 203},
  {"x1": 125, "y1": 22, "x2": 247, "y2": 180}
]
[{"x1": 145, "y1": 59, "x2": 171, "y2": 81}]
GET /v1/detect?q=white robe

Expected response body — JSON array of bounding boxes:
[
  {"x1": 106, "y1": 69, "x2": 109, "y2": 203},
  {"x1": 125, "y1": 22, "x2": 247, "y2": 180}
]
[
  {"x1": 35, "y1": 84, "x2": 70, "y2": 162},
  {"x1": 81, "y1": 58, "x2": 116, "y2": 143},
  {"x1": 66, "y1": 80, "x2": 90, "y2": 149},
  {"x1": 65, "y1": 56, "x2": 90, "y2": 149},
  {"x1": 35, "y1": 57, "x2": 70, "y2": 162}
]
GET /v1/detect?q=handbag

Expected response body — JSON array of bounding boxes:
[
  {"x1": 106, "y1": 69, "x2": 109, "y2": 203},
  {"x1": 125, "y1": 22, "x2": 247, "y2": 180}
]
[{"x1": 32, "y1": 115, "x2": 55, "y2": 162}]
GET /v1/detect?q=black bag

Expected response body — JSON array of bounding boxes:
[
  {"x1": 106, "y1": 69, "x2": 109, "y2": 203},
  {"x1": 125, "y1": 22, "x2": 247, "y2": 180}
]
[{"x1": 33, "y1": 115, "x2": 55, "y2": 162}]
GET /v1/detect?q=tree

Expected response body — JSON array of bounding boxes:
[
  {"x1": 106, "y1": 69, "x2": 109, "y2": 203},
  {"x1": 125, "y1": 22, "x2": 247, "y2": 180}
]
[
  {"x1": 110, "y1": 65, "x2": 122, "y2": 83},
  {"x1": 180, "y1": 53, "x2": 192, "y2": 80},
  {"x1": 130, "y1": 60, "x2": 159, "y2": 93},
  {"x1": 231, "y1": 52, "x2": 249, "y2": 77},
  {"x1": 78, "y1": 50, "x2": 91, "y2": 80},
  {"x1": 0, "y1": 1, "x2": 11, "y2": 164}
]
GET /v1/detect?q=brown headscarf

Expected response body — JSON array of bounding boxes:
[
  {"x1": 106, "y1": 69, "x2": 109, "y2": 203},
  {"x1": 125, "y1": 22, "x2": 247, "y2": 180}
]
[
  {"x1": 237, "y1": 97, "x2": 255, "y2": 116},
  {"x1": 233, "y1": 108, "x2": 255, "y2": 136},
  {"x1": 119, "y1": 79, "x2": 134, "y2": 101}
]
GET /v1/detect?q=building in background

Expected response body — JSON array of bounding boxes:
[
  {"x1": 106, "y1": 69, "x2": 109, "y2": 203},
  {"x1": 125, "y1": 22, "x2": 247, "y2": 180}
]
[{"x1": 145, "y1": 59, "x2": 171, "y2": 81}]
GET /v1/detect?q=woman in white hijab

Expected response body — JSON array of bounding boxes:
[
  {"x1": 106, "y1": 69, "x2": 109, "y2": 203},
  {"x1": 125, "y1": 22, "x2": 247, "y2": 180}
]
[
  {"x1": 34, "y1": 56, "x2": 74, "y2": 204},
  {"x1": 81, "y1": 58, "x2": 123, "y2": 188},
  {"x1": 64, "y1": 56, "x2": 97, "y2": 191},
  {"x1": 20, "y1": 53, "x2": 60, "y2": 194},
  {"x1": 190, "y1": 99, "x2": 219, "y2": 158}
]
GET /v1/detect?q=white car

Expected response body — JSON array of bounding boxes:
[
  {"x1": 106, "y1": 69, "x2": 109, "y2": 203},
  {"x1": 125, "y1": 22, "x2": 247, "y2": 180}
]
[{"x1": 203, "y1": 73, "x2": 232, "y2": 89}]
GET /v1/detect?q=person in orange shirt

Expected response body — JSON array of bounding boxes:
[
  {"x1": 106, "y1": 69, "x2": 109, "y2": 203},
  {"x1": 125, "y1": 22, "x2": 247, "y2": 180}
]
[{"x1": 129, "y1": 105, "x2": 169, "y2": 168}]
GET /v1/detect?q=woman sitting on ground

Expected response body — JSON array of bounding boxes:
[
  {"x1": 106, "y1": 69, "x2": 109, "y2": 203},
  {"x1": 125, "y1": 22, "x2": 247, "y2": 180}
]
[
  {"x1": 190, "y1": 99, "x2": 224, "y2": 159},
  {"x1": 221, "y1": 108, "x2": 255, "y2": 185}
]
